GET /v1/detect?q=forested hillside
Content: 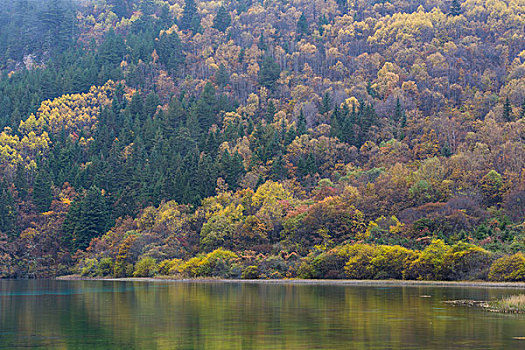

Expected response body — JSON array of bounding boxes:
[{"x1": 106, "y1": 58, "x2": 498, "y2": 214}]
[{"x1": 0, "y1": 0, "x2": 524, "y2": 280}]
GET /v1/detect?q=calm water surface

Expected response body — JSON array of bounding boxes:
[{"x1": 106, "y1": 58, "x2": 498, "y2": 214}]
[{"x1": 1, "y1": 280, "x2": 525, "y2": 349}]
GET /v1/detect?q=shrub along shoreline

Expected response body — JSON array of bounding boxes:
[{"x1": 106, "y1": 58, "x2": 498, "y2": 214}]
[
  {"x1": 57, "y1": 275, "x2": 525, "y2": 289},
  {"x1": 75, "y1": 240, "x2": 525, "y2": 282}
]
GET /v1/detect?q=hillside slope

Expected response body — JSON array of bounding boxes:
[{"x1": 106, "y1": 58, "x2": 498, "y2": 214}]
[{"x1": 0, "y1": 0, "x2": 524, "y2": 280}]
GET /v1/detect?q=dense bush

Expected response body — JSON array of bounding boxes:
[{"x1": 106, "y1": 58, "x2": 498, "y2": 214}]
[
  {"x1": 97, "y1": 258, "x2": 114, "y2": 276},
  {"x1": 309, "y1": 246, "x2": 355, "y2": 279},
  {"x1": 344, "y1": 244, "x2": 378, "y2": 279},
  {"x1": 73, "y1": 242, "x2": 524, "y2": 283},
  {"x1": 241, "y1": 265, "x2": 259, "y2": 279},
  {"x1": 370, "y1": 245, "x2": 419, "y2": 280},
  {"x1": 488, "y1": 253, "x2": 525, "y2": 282},
  {"x1": 157, "y1": 259, "x2": 183, "y2": 275},
  {"x1": 178, "y1": 249, "x2": 238, "y2": 278},
  {"x1": 405, "y1": 240, "x2": 449, "y2": 280},
  {"x1": 133, "y1": 257, "x2": 158, "y2": 277},
  {"x1": 441, "y1": 242, "x2": 493, "y2": 280},
  {"x1": 80, "y1": 258, "x2": 98, "y2": 277}
]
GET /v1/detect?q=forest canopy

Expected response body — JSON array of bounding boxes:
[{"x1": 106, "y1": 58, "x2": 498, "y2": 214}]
[{"x1": 0, "y1": 0, "x2": 524, "y2": 280}]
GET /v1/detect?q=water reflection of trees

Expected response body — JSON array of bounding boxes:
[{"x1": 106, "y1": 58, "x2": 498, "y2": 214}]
[{"x1": 1, "y1": 281, "x2": 524, "y2": 349}]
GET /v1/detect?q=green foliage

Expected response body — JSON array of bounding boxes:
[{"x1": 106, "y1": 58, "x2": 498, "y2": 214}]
[
  {"x1": 80, "y1": 258, "x2": 98, "y2": 277},
  {"x1": 33, "y1": 168, "x2": 53, "y2": 213},
  {"x1": 480, "y1": 170, "x2": 504, "y2": 206},
  {"x1": 62, "y1": 186, "x2": 111, "y2": 252},
  {"x1": 488, "y1": 253, "x2": 525, "y2": 282},
  {"x1": 213, "y1": 6, "x2": 231, "y2": 33},
  {"x1": 0, "y1": 0, "x2": 524, "y2": 281},
  {"x1": 344, "y1": 244, "x2": 378, "y2": 279},
  {"x1": 370, "y1": 245, "x2": 418, "y2": 280},
  {"x1": 405, "y1": 240, "x2": 449, "y2": 280},
  {"x1": 502, "y1": 98, "x2": 513, "y2": 122},
  {"x1": 242, "y1": 265, "x2": 259, "y2": 279},
  {"x1": 449, "y1": 0, "x2": 462, "y2": 16},
  {"x1": 0, "y1": 0, "x2": 76, "y2": 65},
  {"x1": 441, "y1": 242, "x2": 493, "y2": 280},
  {"x1": 155, "y1": 31, "x2": 184, "y2": 73},
  {"x1": 258, "y1": 56, "x2": 280, "y2": 91},
  {"x1": 309, "y1": 246, "x2": 355, "y2": 279},
  {"x1": 133, "y1": 257, "x2": 158, "y2": 277},
  {"x1": 297, "y1": 110, "x2": 307, "y2": 135},
  {"x1": 179, "y1": 249, "x2": 238, "y2": 277},
  {"x1": 215, "y1": 63, "x2": 230, "y2": 87},
  {"x1": 158, "y1": 259, "x2": 183, "y2": 275},
  {"x1": 97, "y1": 258, "x2": 114, "y2": 276},
  {"x1": 296, "y1": 13, "x2": 308, "y2": 38},
  {"x1": 113, "y1": 236, "x2": 136, "y2": 278},
  {"x1": 179, "y1": 256, "x2": 210, "y2": 277},
  {"x1": 0, "y1": 181, "x2": 16, "y2": 238},
  {"x1": 343, "y1": 244, "x2": 418, "y2": 280},
  {"x1": 180, "y1": 0, "x2": 199, "y2": 32},
  {"x1": 297, "y1": 260, "x2": 315, "y2": 279}
]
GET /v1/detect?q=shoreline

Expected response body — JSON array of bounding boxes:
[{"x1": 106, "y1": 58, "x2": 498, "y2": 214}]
[{"x1": 55, "y1": 276, "x2": 525, "y2": 289}]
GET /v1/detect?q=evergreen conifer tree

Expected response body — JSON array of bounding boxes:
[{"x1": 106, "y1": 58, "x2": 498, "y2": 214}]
[
  {"x1": 33, "y1": 168, "x2": 53, "y2": 213},
  {"x1": 155, "y1": 31, "x2": 184, "y2": 72},
  {"x1": 271, "y1": 154, "x2": 286, "y2": 180},
  {"x1": 266, "y1": 100, "x2": 276, "y2": 120},
  {"x1": 297, "y1": 110, "x2": 307, "y2": 135},
  {"x1": 257, "y1": 34, "x2": 267, "y2": 51},
  {"x1": 258, "y1": 56, "x2": 280, "y2": 91},
  {"x1": 393, "y1": 98, "x2": 404, "y2": 123},
  {"x1": 213, "y1": 6, "x2": 231, "y2": 32},
  {"x1": 450, "y1": 0, "x2": 462, "y2": 16},
  {"x1": 180, "y1": 0, "x2": 198, "y2": 30},
  {"x1": 503, "y1": 97, "x2": 512, "y2": 122},
  {"x1": 320, "y1": 92, "x2": 331, "y2": 115},
  {"x1": 74, "y1": 186, "x2": 111, "y2": 251},
  {"x1": 215, "y1": 63, "x2": 230, "y2": 88},
  {"x1": 317, "y1": 15, "x2": 328, "y2": 36},
  {"x1": 0, "y1": 181, "x2": 16, "y2": 238},
  {"x1": 297, "y1": 13, "x2": 308, "y2": 38}
]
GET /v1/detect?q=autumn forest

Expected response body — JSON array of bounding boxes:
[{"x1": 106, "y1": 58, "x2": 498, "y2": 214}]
[{"x1": 0, "y1": 0, "x2": 524, "y2": 281}]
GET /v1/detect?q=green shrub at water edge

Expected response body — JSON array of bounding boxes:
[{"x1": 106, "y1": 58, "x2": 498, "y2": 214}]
[
  {"x1": 133, "y1": 257, "x2": 158, "y2": 277},
  {"x1": 179, "y1": 249, "x2": 238, "y2": 277},
  {"x1": 97, "y1": 258, "x2": 114, "y2": 276},
  {"x1": 488, "y1": 253, "x2": 525, "y2": 282},
  {"x1": 80, "y1": 258, "x2": 98, "y2": 277},
  {"x1": 242, "y1": 265, "x2": 259, "y2": 279},
  {"x1": 158, "y1": 259, "x2": 183, "y2": 275},
  {"x1": 441, "y1": 242, "x2": 493, "y2": 280}
]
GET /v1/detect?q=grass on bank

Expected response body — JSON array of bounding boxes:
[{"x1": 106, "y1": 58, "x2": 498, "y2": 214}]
[{"x1": 492, "y1": 294, "x2": 525, "y2": 313}]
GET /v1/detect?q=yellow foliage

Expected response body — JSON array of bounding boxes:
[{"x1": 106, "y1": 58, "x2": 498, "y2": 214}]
[{"x1": 0, "y1": 81, "x2": 116, "y2": 177}]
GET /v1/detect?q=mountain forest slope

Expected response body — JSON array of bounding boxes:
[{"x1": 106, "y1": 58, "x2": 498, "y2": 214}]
[{"x1": 0, "y1": 0, "x2": 524, "y2": 280}]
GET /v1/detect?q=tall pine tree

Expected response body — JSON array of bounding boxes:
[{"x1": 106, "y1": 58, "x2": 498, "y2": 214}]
[
  {"x1": 33, "y1": 168, "x2": 53, "y2": 213},
  {"x1": 503, "y1": 97, "x2": 512, "y2": 122},
  {"x1": 450, "y1": 0, "x2": 462, "y2": 16},
  {"x1": 180, "y1": 0, "x2": 200, "y2": 32},
  {"x1": 213, "y1": 6, "x2": 231, "y2": 33},
  {"x1": 62, "y1": 186, "x2": 111, "y2": 252},
  {"x1": 297, "y1": 13, "x2": 308, "y2": 38},
  {"x1": 0, "y1": 181, "x2": 16, "y2": 238}
]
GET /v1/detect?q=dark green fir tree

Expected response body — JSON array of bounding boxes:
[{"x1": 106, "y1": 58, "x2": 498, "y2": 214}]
[
  {"x1": 33, "y1": 168, "x2": 53, "y2": 213},
  {"x1": 213, "y1": 6, "x2": 231, "y2": 32},
  {"x1": 503, "y1": 97, "x2": 512, "y2": 122},
  {"x1": 297, "y1": 13, "x2": 308, "y2": 38},
  {"x1": 450, "y1": 0, "x2": 462, "y2": 16}
]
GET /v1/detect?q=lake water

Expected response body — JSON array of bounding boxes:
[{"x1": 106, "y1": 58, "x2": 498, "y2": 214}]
[{"x1": 1, "y1": 280, "x2": 525, "y2": 349}]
